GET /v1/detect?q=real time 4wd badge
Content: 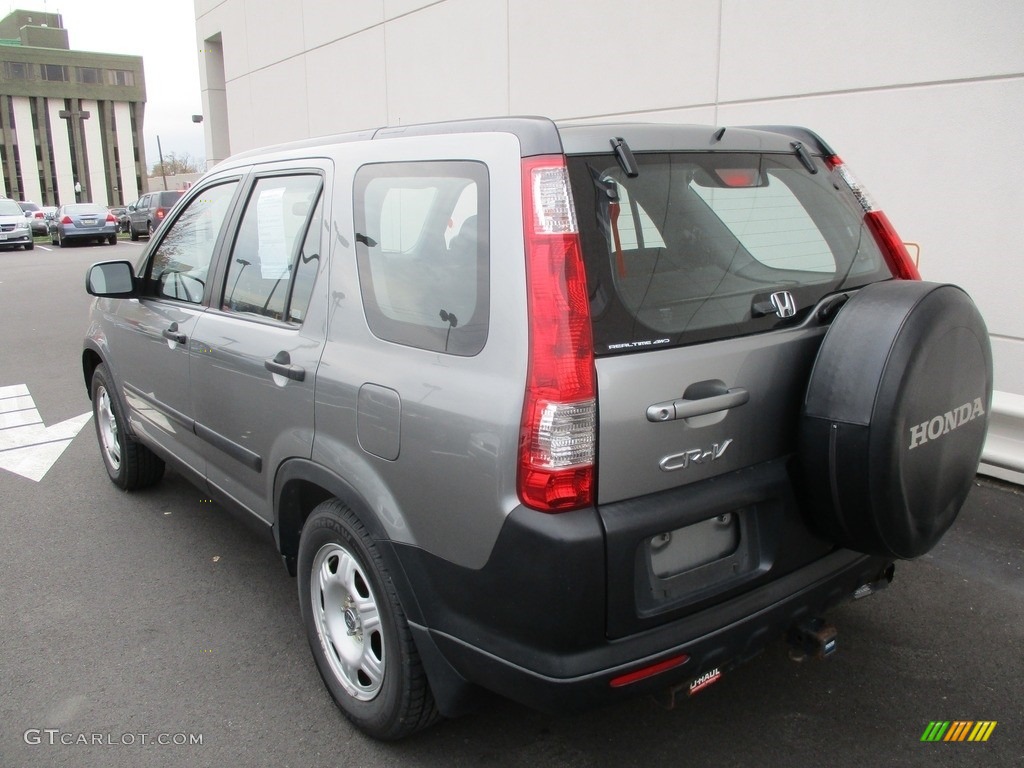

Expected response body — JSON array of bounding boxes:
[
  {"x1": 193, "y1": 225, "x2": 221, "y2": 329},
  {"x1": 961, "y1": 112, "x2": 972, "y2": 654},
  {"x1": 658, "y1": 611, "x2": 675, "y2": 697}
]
[{"x1": 688, "y1": 667, "x2": 722, "y2": 696}]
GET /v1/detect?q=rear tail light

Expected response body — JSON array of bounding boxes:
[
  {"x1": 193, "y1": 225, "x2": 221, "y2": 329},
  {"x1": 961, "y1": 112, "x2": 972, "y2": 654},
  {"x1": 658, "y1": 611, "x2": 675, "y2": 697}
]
[
  {"x1": 156, "y1": 208, "x2": 166, "y2": 220},
  {"x1": 518, "y1": 155, "x2": 596, "y2": 512},
  {"x1": 61, "y1": 215, "x2": 72, "y2": 224},
  {"x1": 106, "y1": 213, "x2": 116, "y2": 223},
  {"x1": 826, "y1": 155, "x2": 921, "y2": 280}
]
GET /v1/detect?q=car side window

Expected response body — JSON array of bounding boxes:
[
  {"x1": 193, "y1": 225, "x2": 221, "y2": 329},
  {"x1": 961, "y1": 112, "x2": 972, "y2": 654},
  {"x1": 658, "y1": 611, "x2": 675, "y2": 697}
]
[
  {"x1": 354, "y1": 160, "x2": 489, "y2": 356},
  {"x1": 221, "y1": 174, "x2": 322, "y2": 322},
  {"x1": 144, "y1": 181, "x2": 239, "y2": 304}
]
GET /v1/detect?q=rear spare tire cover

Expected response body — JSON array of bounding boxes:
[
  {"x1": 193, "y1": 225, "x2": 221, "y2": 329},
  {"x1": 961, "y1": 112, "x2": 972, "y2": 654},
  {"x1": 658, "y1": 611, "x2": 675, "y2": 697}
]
[{"x1": 800, "y1": 281, "x2": 992, "y2": 559}]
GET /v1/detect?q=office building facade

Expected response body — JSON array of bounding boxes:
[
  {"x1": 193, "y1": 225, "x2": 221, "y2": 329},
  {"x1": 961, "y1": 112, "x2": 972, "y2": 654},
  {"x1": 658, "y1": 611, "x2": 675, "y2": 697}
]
[{"x1": 0, "y1": 8, "x2": 146, "y2": 206}]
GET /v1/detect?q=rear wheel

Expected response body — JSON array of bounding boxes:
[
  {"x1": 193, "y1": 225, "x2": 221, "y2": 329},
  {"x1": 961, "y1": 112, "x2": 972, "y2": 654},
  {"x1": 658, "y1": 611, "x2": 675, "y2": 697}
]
[
  {"x1": 24, "y1": 241, "x2": 33, "y2": 250},
  {"x1": 147, "y1": 220, "x2": 155, "y2": 236},
  {"x1": 91, "y1": 363, "x2": 165, "y2": 490},
  {"x1": 130, "y1": 224, "x2": 139, "y2": 241},
  {"x1": 297, "y1": 499, "x2": 440, "y2": 740},
  {"x1": 108, "y1": 234, "x2": 117, "y2": 245}
]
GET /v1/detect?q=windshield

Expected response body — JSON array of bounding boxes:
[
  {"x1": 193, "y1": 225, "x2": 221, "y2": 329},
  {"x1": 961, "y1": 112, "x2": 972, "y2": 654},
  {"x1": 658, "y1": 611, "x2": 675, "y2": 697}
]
[{"x1": 567, "y1": 152, "x2": 892, "y2": 354}]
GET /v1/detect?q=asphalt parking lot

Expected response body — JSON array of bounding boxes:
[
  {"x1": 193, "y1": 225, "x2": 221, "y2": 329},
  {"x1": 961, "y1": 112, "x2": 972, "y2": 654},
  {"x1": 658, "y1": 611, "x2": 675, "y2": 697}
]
[{"x1": 1, "y1": 242, "x2": 1022, "y2": 767}]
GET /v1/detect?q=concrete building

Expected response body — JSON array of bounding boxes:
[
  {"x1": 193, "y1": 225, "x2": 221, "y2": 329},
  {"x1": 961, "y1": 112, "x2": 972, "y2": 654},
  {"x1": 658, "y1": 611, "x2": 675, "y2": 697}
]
[
  {"x1": 0, "y1": 8, "x2": 146, "y2": 207},
  {"x1": 193, "y1": 0, "x2": 1023, "y2": 482}
]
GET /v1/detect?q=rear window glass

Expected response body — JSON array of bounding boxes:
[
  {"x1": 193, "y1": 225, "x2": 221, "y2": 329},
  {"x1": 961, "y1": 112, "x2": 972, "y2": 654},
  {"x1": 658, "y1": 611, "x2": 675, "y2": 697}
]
[{"x1": 568, "y1": 152, "x2": 892, "y2": 354}]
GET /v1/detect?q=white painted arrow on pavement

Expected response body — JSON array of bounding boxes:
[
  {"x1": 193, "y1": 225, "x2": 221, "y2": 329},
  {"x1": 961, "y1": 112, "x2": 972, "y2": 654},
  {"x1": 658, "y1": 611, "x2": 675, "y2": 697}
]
[{"x1": 0, "y1": 384, "x2": 92, "y2": 482}]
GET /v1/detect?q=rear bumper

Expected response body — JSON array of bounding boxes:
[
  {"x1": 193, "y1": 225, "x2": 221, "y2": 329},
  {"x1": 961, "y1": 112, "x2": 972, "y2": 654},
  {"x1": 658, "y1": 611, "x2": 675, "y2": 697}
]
[{"x1": 393, "y1": 501, "x2": 892, "y2": 714}]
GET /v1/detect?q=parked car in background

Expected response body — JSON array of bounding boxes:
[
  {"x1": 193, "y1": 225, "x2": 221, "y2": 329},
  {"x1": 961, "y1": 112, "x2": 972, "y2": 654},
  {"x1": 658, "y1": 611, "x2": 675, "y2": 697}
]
[
  {"x1": 30, "y1": 206, "x2": 57, "y2": 236},
  {"x1": 127, "y1": 190, "x2": 184, "y2": 240},
  {"x1": 108, "y1": 206, "x2": 129, "y2": 233},
  {"x1": 49, "y1": 203, "x2": 118, "y2": 247},
  {"x1": 0, "y1": 198, "x2": 33, "y2": 250}
]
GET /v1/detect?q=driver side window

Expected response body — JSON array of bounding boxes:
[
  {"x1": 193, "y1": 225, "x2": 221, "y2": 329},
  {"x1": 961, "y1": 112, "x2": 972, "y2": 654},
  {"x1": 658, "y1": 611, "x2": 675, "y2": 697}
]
[{"x1": 146, "y1": 181, "x2": 239, "y2": 303}]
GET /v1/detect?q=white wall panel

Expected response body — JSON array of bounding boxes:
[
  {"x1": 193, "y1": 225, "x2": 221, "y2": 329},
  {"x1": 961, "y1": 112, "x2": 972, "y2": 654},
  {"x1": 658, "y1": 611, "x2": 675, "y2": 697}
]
[
  {"x1": 197, "y1": 0, "x2": 250, "y2": 83},
  {"x1": 248, "y1": 57, "x2": 311, "y2": 147},
  {"x1": 385, "y1": 0, "x2": 441, "y2": 18},
  {"x1": 307, "y1": 28, "x2": 388, "y2": 137},
  {"x1": 242, "y1": 0, "x2": 304, "y2": 70},
  {"x1": 385, "y1": 0, "x2": 508, "y2": 125},
  {"x1": 303, "y1": 0, "x2": 384, "y2": 49},
  {"x1": 11, "y1": 97, "x2": 42, "y2": 203},
  {"x1": 80, "y1": 100, "x2": 108, "y2": 205},
  {"x1": 719, "y1": 0, "x2": 1024, "y2": 102},
  {"x1": 225, "y1": 74, "x2": 256, "y2": 153},
  {"x1": 509, "y1": 0, "x2": 720, "y2": 119},
  {"x1": 113, "y1": 102, "x2": 139, "y2": 203}
]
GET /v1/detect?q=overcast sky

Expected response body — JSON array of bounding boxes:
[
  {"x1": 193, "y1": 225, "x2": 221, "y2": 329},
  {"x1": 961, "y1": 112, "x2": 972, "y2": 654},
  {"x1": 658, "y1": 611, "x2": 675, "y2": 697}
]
[{"x1": 19, "y1": 0, "x2": 205, "y2": 168}]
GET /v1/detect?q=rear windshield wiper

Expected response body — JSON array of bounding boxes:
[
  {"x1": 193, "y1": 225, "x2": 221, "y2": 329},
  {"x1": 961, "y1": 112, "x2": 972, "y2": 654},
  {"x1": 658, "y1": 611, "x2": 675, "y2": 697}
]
[
  {"x1": 791, "y1": 141, "x2": 817, "y2": 174},
  {"x1": 610, "y1": 137, "x2": 639, "y2": 178}
]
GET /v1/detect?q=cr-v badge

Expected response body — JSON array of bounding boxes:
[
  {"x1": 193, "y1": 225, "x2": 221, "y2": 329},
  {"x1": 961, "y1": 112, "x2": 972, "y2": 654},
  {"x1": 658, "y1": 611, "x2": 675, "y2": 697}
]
[{"x1": 659, "y1": 439, "x2": 733, "y2": 472}]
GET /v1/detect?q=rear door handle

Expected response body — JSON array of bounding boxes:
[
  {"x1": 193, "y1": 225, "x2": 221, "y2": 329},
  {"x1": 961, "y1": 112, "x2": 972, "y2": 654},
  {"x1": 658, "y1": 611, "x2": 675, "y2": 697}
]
[
  {"x1": 264, "y1": 351, "x2": 305, "y2": 382},
  {"x1": 647, "y1": 387, "x2": 749, "y2": 422},
  {"x1": 162, "y1": 323, "x2": 187, "y2": 345}
]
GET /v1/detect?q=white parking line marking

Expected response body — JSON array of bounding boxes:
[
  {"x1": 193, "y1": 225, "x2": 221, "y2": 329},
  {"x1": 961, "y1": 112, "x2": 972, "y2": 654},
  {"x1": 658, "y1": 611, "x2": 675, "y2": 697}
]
[{"x1": 0, "y1": 384, "x2": 91, "y2": 482}]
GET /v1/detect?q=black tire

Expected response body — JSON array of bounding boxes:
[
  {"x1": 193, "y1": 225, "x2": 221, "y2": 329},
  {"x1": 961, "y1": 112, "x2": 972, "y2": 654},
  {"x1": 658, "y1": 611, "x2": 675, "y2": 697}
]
[
  {"x1": 147, "y1": 220, "x2": 155, "y2": 237},
  {"x1": 25, "y1": 241, "x2": 33, "y2": 250},
  {"x1": 108, "y1": 234, "x2": 117, "y2": 245},
  {"x1": 800, "y1": 281, "x2": 992, "y2": 559},
  {"x1": 90, "y1": 363, "x2": 165, "y2": 490},
  {"x1": 130, "y1": 224, "x2": 139, "y2": 241},
  {"x1": 297, "y1": 499, "x2": 440, "y2": 740}
]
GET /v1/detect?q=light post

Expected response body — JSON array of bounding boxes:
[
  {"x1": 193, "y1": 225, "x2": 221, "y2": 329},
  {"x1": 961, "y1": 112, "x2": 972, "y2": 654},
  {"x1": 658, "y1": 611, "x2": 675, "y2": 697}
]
[
  {"x1": 156, "y1": 134, "x2": 168, "y2": 191},
  {"x1": 59, "y1": 108, "x2": 90, "y2": 203}
]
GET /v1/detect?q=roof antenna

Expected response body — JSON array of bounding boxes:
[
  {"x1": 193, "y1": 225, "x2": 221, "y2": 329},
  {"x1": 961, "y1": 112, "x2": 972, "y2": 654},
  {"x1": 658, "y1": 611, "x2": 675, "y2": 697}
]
[{"x1": 713, "y1": 127, "x2": 727, "y2": 143}]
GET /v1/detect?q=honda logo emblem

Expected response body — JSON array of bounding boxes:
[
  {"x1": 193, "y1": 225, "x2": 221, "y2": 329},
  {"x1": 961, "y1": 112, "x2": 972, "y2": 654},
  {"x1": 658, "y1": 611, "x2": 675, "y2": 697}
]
[{"x1": 770, "y1": 291, "x2": 797, "y2": 318}]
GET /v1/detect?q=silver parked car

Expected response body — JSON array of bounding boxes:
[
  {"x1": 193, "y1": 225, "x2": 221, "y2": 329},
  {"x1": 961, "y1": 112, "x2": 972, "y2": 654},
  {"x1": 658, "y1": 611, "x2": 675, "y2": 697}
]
[
  {"x1": 0, "y1": 198, "x2": 34, "y2": 250},
  {"x1": 49, "y1": 203, "x2": 118, "y2": 247},
  {"x1": 82, "y1": 117, "x2": 992, "y2": 740}
]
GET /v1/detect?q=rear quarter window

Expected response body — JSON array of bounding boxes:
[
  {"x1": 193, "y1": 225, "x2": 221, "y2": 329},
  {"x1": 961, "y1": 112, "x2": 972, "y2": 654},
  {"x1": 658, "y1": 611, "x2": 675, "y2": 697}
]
[
  {"x1": 353, "y1": 160, "x2": 490, "y2": 356},
  {"x1": 568, "y1": 152, "x2": 892, "y2": 354}
]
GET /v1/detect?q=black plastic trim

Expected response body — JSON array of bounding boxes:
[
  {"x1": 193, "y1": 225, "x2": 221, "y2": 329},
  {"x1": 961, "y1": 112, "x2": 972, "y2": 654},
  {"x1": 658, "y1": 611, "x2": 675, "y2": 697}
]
[{"x1": 194, "y1": 422, "x2": 262, "y2": 473}]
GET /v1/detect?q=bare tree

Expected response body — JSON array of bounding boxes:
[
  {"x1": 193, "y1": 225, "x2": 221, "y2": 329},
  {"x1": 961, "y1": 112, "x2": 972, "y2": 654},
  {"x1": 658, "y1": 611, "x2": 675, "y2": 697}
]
[{"x1": 150, "y1": 152, "x2": 201, "y2": 176}]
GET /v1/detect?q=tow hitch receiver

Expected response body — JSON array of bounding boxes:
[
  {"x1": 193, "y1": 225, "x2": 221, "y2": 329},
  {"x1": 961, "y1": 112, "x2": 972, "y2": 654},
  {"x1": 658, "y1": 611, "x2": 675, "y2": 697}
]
[{"x1": 787, "y1": 617, "x2": 837, "y2": 661}]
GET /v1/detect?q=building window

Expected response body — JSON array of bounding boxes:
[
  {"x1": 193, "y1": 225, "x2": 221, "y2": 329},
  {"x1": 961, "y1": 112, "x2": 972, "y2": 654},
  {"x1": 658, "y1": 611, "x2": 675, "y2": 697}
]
[
  {"x1": 40, "y1": 64, "x2": 67, "y2": 82},
  {"x1": 3, "y1": 61, "x2": 29, "y2": 80},
  {"x1": 108, "y1": 69, "x2": 135, "y2": 87},
  {"x1": 76, "y1": 67, "x2": 102, "y2": 84}
]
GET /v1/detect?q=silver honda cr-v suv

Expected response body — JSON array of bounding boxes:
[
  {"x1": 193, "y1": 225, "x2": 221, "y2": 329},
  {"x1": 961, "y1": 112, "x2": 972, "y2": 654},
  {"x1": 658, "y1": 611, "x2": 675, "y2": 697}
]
[{"x1": 83, "y1": 117, "x2": 992, "y2": 739}]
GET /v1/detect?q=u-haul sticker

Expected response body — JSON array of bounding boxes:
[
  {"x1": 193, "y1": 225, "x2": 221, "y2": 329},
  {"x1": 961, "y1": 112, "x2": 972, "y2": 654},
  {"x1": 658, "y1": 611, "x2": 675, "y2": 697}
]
[{"x1": 688, "y1": 667, "x2": 722, "y2": 696}]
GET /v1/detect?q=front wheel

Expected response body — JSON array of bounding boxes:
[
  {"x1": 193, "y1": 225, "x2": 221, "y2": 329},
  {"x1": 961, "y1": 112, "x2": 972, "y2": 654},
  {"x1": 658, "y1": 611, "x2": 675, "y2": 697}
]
[
  {"x1": 91, "y1": 363, "x2": 165, "y2": 490},
  {"x1": 297, "y1": 500, "x2": 439, "y2": 740}
]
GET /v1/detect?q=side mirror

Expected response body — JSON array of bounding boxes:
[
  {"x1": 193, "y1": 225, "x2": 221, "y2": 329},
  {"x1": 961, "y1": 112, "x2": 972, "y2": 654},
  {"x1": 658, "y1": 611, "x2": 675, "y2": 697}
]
[
  {"x1": 128, "y1": 205, "x2": 136, "y2": 212},
  {"x1": 86, "y1": 261, "x2": 136, "y2": 297}
]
